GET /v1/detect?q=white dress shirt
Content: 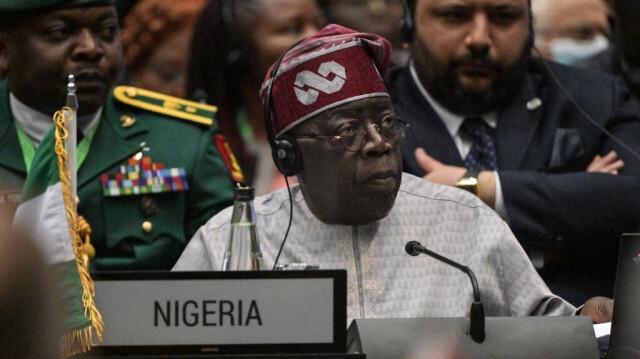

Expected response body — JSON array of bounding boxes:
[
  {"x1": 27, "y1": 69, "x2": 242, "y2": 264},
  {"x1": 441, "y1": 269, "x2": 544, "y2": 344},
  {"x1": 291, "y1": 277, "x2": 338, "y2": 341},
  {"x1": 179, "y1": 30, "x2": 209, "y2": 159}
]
[
  {"x1": 10, "y1": 92, "x2": 101, "y2": 147},
  {"x1": 408, "y1": 62, "x2": 510, "y2": 221}
]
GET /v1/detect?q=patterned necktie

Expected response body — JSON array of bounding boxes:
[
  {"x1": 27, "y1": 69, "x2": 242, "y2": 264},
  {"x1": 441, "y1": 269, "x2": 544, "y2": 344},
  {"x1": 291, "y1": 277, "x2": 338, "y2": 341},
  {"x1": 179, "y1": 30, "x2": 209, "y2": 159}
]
[{"x1": 460, "y1": 117, "x2": 498, "y2": 171}]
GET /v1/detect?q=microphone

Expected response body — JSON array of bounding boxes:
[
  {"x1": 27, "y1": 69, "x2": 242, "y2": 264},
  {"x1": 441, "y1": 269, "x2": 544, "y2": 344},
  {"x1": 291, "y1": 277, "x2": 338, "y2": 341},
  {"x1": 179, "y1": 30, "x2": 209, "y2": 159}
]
[{"x1": 405, "y1": 240, "x2": 485, "y2": 343}]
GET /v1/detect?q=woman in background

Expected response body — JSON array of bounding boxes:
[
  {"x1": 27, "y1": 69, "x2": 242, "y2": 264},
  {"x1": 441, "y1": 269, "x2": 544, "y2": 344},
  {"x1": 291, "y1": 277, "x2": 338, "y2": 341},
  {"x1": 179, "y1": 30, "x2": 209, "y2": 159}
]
[
  {"x1": 187, "y1": 0, "x2": 324, "y2": 195},
  {"x1": 318, "y1": 0, "x2": 409, "y2": 66},
  {"x1": 121, "y1": 0, "x2": 207, "y2": 98}
]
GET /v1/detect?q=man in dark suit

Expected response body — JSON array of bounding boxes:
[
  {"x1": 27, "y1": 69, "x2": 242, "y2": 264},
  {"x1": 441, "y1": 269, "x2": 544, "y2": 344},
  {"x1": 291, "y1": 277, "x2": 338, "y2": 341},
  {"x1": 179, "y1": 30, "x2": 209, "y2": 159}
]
[
  {"x1": 615, "y1": 0, "x2": 640, "y2": 100},
  {"x1": 386, "y1": 0, "x2": 640, "y2": 304},
  {"x1": 0, "y1": 0, "x2": 235, "y2": 270}
]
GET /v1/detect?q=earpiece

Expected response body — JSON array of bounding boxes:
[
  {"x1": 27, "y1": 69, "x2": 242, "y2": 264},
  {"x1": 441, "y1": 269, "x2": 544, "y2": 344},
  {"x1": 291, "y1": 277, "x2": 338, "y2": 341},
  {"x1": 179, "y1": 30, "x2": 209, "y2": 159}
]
[
  {"x1": 400, "y1": 0, "x2": 415, "y2": 43},
  {"x1": 263, "y1": 40, "x2": 307, "y2": 177},
  {"x1": 270, "y1": 133, "x2": 303, "y2": 177}
]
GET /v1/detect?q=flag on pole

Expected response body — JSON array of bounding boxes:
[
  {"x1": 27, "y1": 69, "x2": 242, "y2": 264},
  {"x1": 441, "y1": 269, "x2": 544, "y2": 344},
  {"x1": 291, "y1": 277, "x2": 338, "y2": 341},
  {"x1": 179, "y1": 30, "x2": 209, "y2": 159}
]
[{"x1": 12, "y1": 103, "x2": 103, "y2": 356}]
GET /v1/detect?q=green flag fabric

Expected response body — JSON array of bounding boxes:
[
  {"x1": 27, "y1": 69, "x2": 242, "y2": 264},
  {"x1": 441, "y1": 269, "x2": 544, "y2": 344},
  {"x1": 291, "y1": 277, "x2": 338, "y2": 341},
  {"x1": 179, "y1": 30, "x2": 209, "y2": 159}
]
[{"x1": 12, "y1": 109, "x2": 102, "y2": 356}]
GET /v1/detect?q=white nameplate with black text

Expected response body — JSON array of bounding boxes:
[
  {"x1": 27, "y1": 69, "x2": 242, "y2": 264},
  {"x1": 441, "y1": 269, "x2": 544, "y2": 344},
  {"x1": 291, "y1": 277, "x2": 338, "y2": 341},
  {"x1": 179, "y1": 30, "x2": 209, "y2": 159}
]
[{"x1": 91, "y1": 270, "x2": 347, "y2": 355}]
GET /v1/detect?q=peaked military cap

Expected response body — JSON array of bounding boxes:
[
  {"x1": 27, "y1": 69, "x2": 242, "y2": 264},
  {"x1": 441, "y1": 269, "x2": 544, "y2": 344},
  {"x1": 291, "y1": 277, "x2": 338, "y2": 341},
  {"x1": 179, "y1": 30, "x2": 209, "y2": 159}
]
[{"x1": 0, "y1": 0, "x2": 114, "y2": 13}]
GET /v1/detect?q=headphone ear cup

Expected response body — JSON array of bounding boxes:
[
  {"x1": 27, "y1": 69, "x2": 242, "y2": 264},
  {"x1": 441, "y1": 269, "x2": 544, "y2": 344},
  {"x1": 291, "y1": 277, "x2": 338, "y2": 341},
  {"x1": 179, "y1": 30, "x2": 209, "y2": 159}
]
[
  {"x1": 263, "y1": 38, "x2": 308, "y2": 178},
  {"x1": 400, "y1": 0, "x2": 414, "y2": 43},
  {"x1": 400, "y1": 15, "x2": 414, "y2": 43},
  {"x1": 271, "y1": 135, "x2": 303, "y2": 177}
]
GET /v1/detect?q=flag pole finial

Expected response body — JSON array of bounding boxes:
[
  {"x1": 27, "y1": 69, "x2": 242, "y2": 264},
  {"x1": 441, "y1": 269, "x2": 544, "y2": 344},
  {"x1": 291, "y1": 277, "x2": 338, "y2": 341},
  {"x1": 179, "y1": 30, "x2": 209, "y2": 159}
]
[{"x1": 66, "y1": 75, "x2": 78, "y2": 110}]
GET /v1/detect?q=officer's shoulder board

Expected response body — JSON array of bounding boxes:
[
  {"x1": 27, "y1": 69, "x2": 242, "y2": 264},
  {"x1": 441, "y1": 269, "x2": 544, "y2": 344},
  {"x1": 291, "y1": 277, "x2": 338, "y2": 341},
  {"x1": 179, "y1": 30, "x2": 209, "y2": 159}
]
[{"x1": 113, "y1": 86, "x2": 216, "y2": 126}]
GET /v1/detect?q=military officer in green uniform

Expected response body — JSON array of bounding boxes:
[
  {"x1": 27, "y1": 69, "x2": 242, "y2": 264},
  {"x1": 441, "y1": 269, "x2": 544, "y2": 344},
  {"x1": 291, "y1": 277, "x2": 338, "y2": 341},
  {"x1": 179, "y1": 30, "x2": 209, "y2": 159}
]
[{"x1": 0, "y1": 0, "x2": 236, "y2": 270}]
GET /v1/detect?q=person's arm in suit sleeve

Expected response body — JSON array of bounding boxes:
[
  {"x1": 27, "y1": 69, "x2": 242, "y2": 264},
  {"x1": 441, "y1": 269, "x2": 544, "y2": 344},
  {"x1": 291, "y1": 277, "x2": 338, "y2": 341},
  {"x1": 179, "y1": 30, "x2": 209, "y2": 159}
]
[{"x1": 500, "y1": 77, "x2": 640, "y2": 247}]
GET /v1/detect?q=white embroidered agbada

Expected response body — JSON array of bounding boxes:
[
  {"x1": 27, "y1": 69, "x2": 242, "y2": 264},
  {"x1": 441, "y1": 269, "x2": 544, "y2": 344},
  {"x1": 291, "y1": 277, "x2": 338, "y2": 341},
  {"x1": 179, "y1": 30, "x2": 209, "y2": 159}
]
[{"x1": 174, "y1": 173, "x2": 575, "y2": 324}]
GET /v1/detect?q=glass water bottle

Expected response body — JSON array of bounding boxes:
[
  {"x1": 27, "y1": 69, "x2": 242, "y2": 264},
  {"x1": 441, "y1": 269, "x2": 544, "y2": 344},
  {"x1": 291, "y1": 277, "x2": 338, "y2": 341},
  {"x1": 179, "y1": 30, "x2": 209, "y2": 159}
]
[{"x1": 222, "y1": 186, "x2": 264, "y2": 270}]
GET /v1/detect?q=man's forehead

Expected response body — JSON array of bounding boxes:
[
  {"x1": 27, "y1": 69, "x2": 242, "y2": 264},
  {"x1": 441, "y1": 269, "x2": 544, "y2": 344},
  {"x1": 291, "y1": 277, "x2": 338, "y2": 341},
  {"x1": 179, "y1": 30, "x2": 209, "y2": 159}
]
[
  {"x1": 333, "y1": 97, "x2": 391, "y2": 114},
  {"x1": 307, "y1": 97, "x2": 393, "y2": 124},
  {"x1": 15, "y1": 4, "x2": 117, "y2": 31},
  {"x1": 0, "y1": 0, "x2": 114, "y2": 15},
  {"x1": 43, "y1": 5, "x2": 117, "y2": 18},
  {"x1": 422, "y1": 0, "x2": 528, "y2": 7}
]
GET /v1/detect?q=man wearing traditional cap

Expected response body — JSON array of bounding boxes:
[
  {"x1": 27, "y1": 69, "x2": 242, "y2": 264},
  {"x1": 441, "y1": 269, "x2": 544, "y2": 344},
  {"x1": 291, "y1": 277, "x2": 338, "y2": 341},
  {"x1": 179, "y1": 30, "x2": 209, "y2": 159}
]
[
  {"x1": 385, "y1": 0, "x2": 640, "y2": 305},
  {"x1": 0, "y1": 0, "x2": 235, "y2": 270},
  {"x1": 174, "y1": 24, "x2": 612, "y2": 325}
]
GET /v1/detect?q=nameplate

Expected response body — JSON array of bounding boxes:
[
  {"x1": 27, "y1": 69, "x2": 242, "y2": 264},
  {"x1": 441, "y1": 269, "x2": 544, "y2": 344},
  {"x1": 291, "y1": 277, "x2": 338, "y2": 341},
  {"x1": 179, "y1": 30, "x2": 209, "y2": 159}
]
[{"x1": 90, "y1": 270, "x2": 347, "y2": 356}]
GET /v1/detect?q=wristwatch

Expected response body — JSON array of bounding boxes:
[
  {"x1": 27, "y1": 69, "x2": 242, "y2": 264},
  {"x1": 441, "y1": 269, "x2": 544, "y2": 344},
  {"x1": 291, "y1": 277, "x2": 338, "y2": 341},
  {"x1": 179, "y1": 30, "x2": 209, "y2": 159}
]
[{"x1": 454, "y1": 169, "x2": 480, "y2": 196}]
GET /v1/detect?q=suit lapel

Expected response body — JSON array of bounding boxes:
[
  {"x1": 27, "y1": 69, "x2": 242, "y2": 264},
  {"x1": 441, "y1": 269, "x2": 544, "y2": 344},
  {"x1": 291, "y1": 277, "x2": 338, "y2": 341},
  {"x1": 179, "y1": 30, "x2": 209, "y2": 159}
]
[
  {"x1": 77, "y1": 107, "x2": 148, "y2": 187},
  {"x1": 0, "y1": 82, "x2": 27, "y2": 174},
  {"x1": 406, "y1": 103, "x2": 464, "y2": 166},
  {"x1": 495, "y1": 71, "x2": 546, "y2": 169},
  {"x1": 395, "y1": 68, "x2": 465, "y2": 168}
]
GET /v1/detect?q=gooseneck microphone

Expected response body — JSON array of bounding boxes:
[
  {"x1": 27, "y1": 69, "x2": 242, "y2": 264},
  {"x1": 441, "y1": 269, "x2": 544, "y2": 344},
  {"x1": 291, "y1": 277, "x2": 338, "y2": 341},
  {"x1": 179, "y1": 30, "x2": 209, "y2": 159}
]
[{"x1": 405, "y1": 240, "x2": 485, "y2": 343}]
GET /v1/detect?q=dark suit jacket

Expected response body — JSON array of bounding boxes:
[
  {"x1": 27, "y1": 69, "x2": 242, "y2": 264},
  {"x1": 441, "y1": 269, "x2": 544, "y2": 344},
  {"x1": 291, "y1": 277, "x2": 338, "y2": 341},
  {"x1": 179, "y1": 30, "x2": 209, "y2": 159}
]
[
  {"x1": 0, "y1": 81, "x2": 234, "y2": 270},
  {"x1": 386, "y1": 58, "x2": 640, "y2": 301}
]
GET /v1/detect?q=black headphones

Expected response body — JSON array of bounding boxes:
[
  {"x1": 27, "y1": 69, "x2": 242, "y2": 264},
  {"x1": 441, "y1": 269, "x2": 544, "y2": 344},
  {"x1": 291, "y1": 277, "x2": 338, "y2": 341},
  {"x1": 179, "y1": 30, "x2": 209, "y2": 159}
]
[
  {"x1": 400, "y1": 0, "x2": 535, "y2": 49},
  {"x1": 399, "y1": 0, "x2": 415, "y2": 43},
  {"x1": 262, "y1": 39, "x2": 307, "y2": 177}
]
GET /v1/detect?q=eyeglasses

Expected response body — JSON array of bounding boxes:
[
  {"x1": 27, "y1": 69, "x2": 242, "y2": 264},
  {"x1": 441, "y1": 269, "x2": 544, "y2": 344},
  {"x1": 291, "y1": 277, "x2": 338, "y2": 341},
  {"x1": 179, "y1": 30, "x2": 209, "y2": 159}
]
[{"x1": 294, "y1": 114, "x2": 409, "y2": 152}]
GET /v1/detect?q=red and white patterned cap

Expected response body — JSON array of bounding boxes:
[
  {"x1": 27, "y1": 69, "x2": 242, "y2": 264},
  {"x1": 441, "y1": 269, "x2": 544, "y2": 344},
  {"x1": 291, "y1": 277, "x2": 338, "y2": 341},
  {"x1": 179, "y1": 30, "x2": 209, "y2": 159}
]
[{"x1": 260, "y1": 24, "x2": 391, "y2": 137}]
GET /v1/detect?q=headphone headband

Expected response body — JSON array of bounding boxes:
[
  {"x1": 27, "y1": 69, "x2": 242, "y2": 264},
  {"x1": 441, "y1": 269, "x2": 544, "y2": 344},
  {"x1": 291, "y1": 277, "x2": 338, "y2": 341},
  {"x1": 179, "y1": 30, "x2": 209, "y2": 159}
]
[{"x1": 263, "y1": 39, "x2": 307, "y2": 177}]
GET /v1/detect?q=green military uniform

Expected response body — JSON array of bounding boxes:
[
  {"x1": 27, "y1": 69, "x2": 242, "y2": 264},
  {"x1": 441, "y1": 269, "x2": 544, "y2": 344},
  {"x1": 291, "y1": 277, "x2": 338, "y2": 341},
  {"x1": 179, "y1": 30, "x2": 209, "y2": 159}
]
[
  {"x1": 0, "y1": 82, "x2": 25, "y2": 233},
  {"x1": 0, "y1": 81, "x2": 235, "y2": 270}
]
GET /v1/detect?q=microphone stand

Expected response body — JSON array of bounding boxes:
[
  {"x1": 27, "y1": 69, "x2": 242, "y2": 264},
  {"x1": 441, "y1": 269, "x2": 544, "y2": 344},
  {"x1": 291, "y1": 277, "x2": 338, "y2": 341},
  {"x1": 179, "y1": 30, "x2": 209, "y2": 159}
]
[{"x1": 405, "y1": 240, "x2": 486, "y2": 343}]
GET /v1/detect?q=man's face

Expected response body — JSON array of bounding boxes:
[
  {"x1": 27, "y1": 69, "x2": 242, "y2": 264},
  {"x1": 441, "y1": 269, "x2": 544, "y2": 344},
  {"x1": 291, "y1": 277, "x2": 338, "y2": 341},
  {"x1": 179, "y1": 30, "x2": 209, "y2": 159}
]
[
  {"x1": 3, "y1": 6, "x2": 122, "y2": 116},
  {"x1": 131, "y1": 28, "x2": 190, "y2": 99},
  {"x1": 290, "y1": 97, "x2": 403, "y2": 225},
  {"x1": 325, "y1": 0, "x2": 405, "y2": 48},
  {"x1": 251, "y1": 0, "x2": 325, "y2": 79},
  {"x1": 411, "y1": 0, "x2": 531, "y2": 115},
  {"x1": 532, "y1": 0, "x2": 611, "y2": 61}
]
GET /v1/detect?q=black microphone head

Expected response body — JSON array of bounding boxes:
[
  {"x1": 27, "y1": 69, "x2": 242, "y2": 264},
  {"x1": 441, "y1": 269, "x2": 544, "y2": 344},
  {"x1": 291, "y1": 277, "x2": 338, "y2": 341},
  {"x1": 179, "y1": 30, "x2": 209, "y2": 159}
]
[{"x1": 405, "y1": 241, "x2": 421, "y2": 256}]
